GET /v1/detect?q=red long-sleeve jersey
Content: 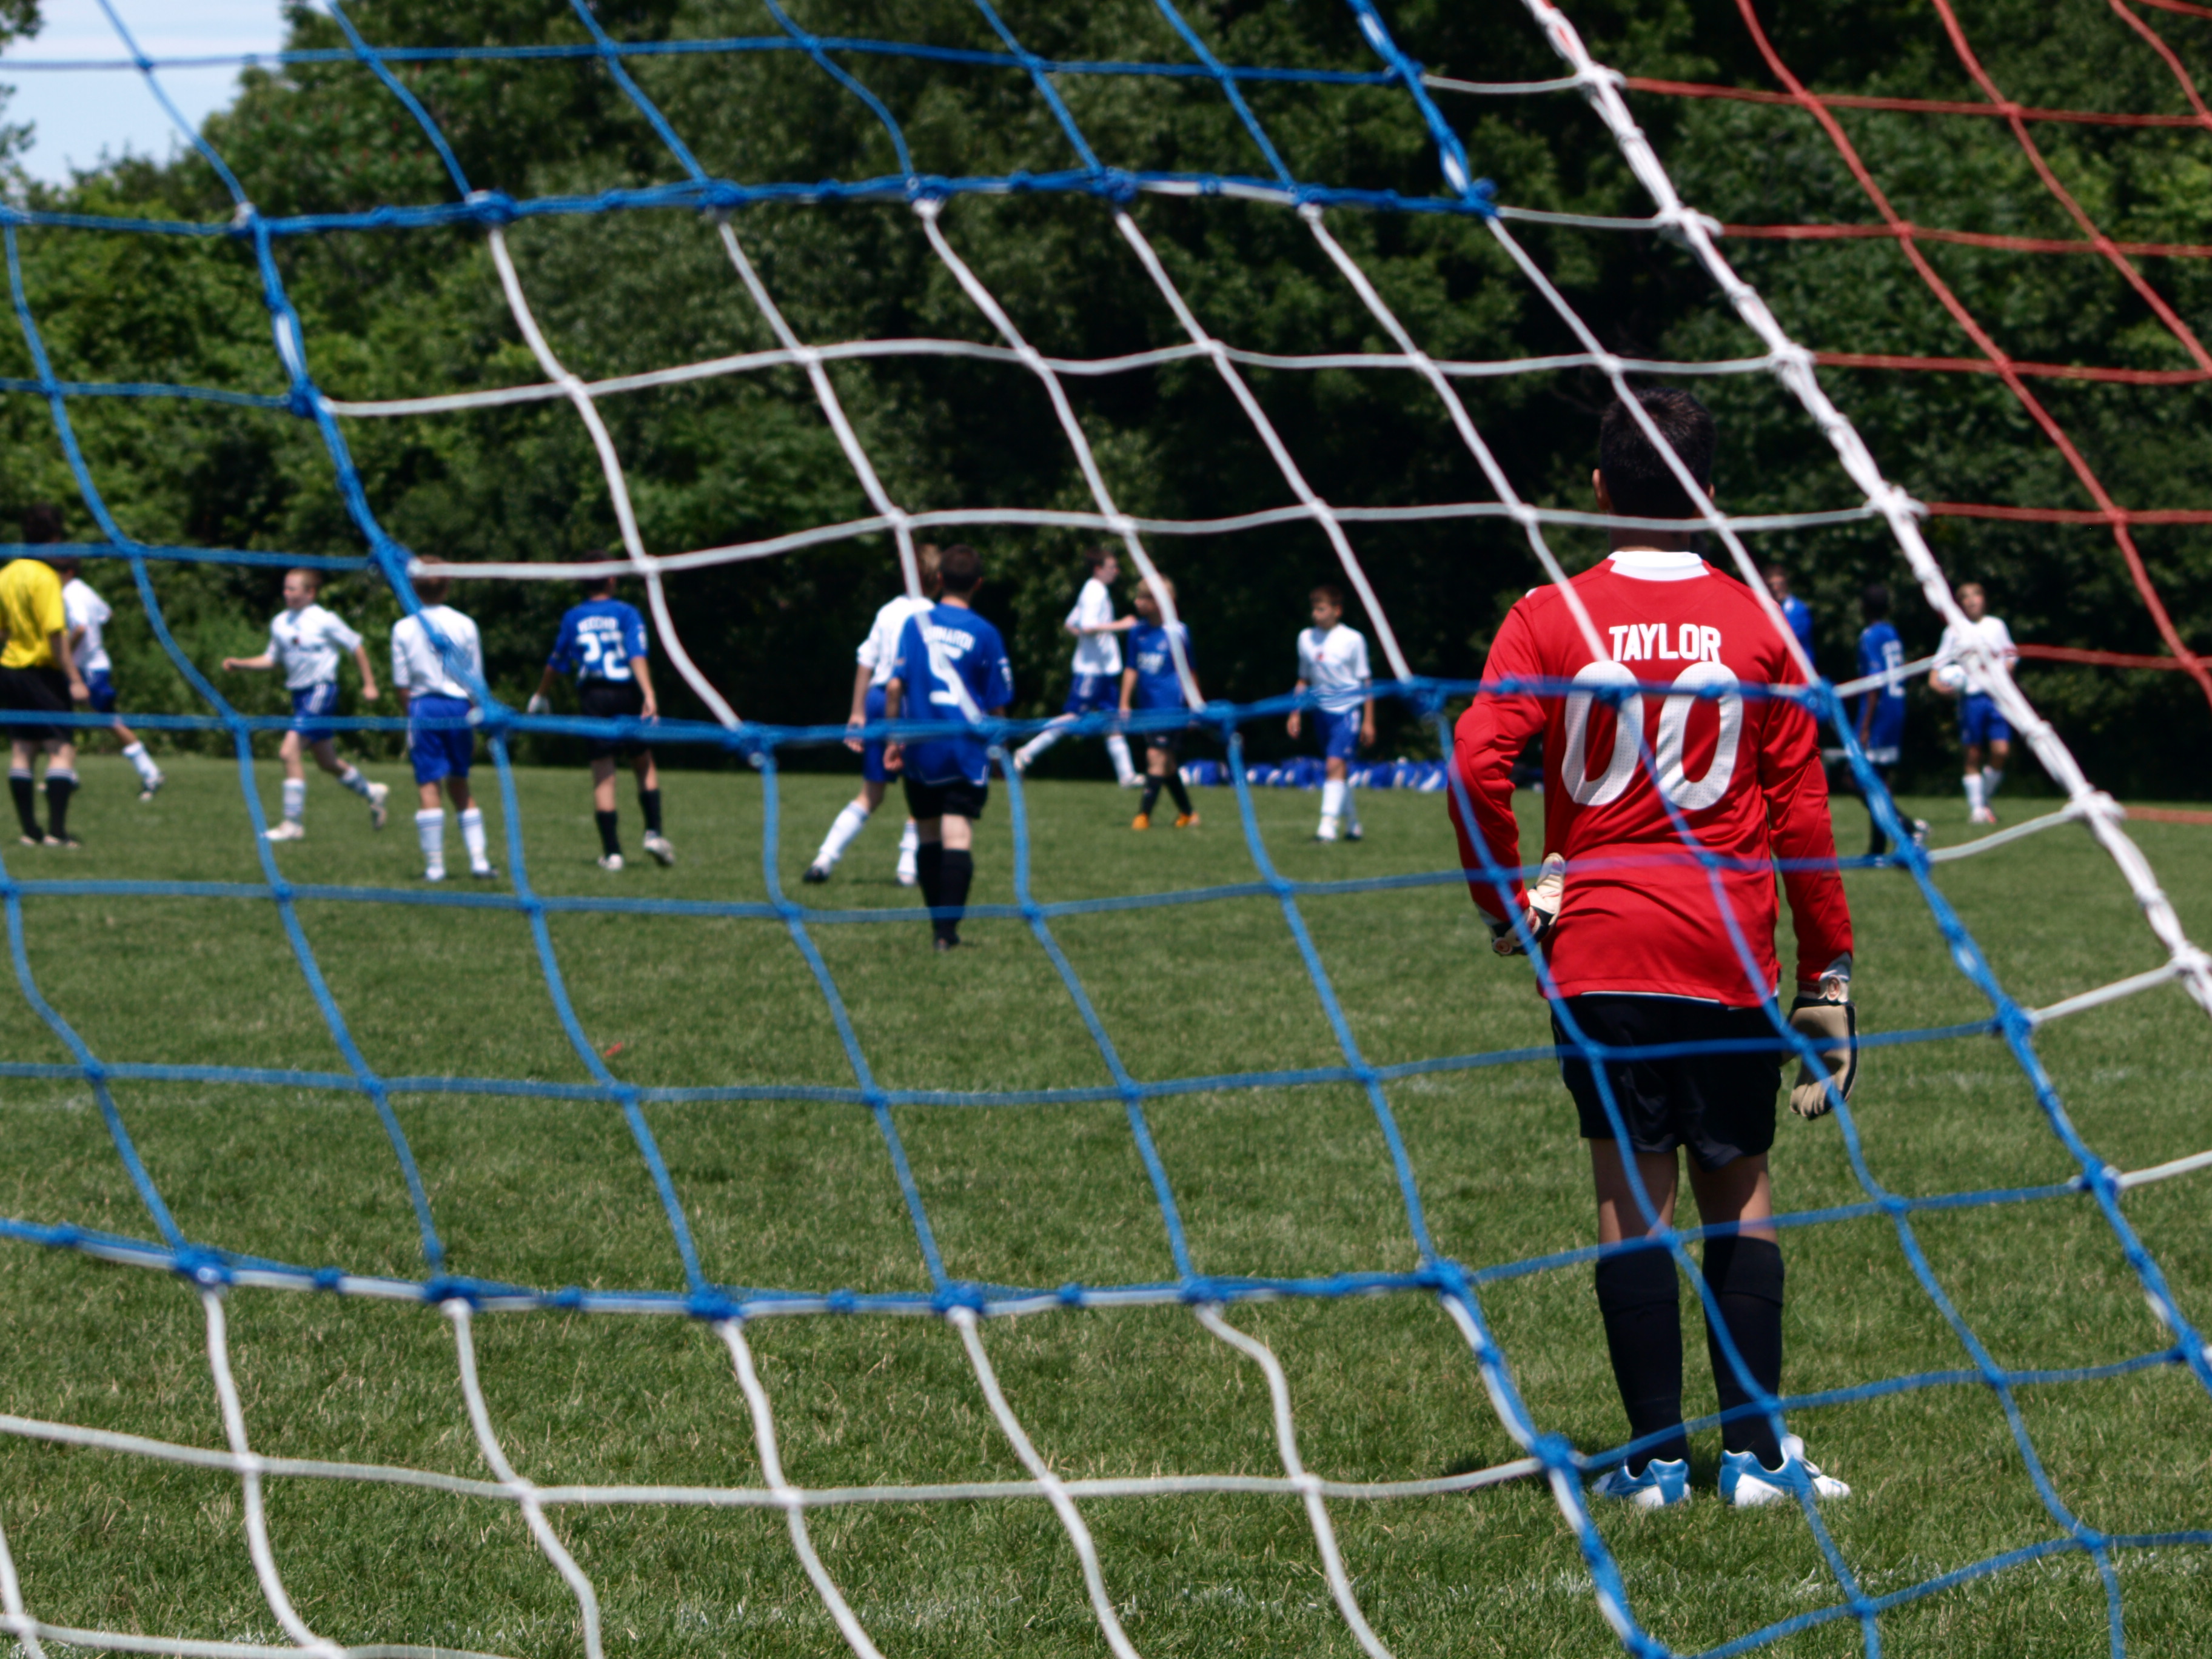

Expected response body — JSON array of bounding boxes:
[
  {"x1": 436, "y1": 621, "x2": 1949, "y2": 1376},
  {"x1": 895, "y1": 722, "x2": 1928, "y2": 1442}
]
[{"x1": 1450, "y1": 552, "x2": 1852, "y2": 1005}]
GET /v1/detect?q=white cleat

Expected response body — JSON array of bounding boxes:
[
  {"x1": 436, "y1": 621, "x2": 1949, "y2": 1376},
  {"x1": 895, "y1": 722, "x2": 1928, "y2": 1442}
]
[
  {"x1": 138, "y1": 772, "x2": 165, "y2": 802},
  {"x1": 1118, "y1": 773, "x2": 1144, "y2": 789},
  {"x1": 1970, "y1": 806, "x2": 2000, "y2": 826},
  {"x1": 424, "y1": 865, "x2": 446, "y2": 883},
  {"x1": 1720, "y1": 1435, "x2": 1850, "y2": 1508},
  {"x1": 598, "y1": 853, "x2": 624, "y2": 873},
  {"x1": 366, "y1": 780, "x2": 390, "y2": 830},
  {"x1": 643, "y1": 832, "x2": 675, "y2": 866},
  {"x1": 896, "y1": 856, "x2": 918, "y2": 887},
  {"x1": 263, "y1": 819, "x2": 306, "y2": 842},
  {"x1": 470, "y1": 863, "x2": 496, "y2": 880}
]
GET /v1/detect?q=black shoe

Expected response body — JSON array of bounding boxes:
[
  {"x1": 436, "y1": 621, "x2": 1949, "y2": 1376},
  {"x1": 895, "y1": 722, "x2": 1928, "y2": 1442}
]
[
  {"x1": 933, "y1": 935, "x2": 959, "y2": 952},
  {"x1": 802, "y1": 862, "x2": 831, "y2": 885}
]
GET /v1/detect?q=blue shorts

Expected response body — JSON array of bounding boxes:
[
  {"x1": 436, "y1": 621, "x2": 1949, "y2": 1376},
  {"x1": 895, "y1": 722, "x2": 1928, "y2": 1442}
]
[
  {"x1": 860, "y1": 683, "x2": 898, "y2": 784},
  {"x1": 290, "y1": 681, "x2": 340, "y2": 746},
  {"x1": 85, "y1": 669, "x2": 118, "y2": 716},
  {"x1": 1862, "y1": 701, "x2": 1904, "y2": 766},
  {"x1": 1316, "y1": 708, "x2": 1362, "y2": 761},
  {"x1": 1062, "y1": 673, "x2": 1118, "y2": 717},
  {"x1": 1959, "y1": 692, "x2": 2009, "y2": 749},
  {"x1": 409, "y1": 693, "x2": 475, "y2": 785}
]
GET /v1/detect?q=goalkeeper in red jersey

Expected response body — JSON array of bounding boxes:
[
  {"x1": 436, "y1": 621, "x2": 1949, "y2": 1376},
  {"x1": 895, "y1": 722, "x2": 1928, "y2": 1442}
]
[{"x1": 1450, "y1": 389, "x2": 1857, "y2": 1512}]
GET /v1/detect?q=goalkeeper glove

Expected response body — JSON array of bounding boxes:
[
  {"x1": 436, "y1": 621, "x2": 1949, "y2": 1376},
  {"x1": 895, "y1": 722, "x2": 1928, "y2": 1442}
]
[
  {"x1": 1488, "y1": 853, "x2": 1566, "y2": 957},
  {"x1": 1788, "y1": 965, "x2": 1857, "y2": 1120},
  {"x1": 525, "y1": 694, "x2": 551, "y2": 715}
]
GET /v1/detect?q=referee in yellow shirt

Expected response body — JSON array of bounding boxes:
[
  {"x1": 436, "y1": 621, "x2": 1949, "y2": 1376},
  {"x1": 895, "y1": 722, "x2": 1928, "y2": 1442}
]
[{"x1": 0, "y1": 545, "x2": 91, "y2": 846}]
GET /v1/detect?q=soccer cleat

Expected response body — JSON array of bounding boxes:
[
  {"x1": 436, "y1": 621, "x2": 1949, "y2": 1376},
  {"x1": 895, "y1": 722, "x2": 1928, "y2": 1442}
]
[
  {"x1": 597, "y1": 853, "x2": 624, "y2": 873},
  {"x1": 802, "y1": 862, "x2": 832, "y2": 885},
  {"x1": 18, "y1": 834, "x2": 42, "y2": 848},
  {"x1": 1118, "y1": 773, "x2": 1144, "y2": 789},
  {"x1": 1174, "y1": 812, "x2": 1200, "y2": 829},
  {"x1": 1131, "y1": 812, "x2": 1150, "y2": 831},
  {"x1": 1970, "y1": 806, "x2": 1999, "y2": 826},
  {"x1": 1591, "y1": 1457, "x2": 1689, "y2": 1510},
  {"x1": 897, "y1": 856, "x2": 918, "y2": 888},
  {"x1": 933, "y1": 935, "x2": 960, "y2": 953},
  {"x1": 263, "y1": 820, "x2": 306, "y2": 842},
  {"x1": 1311, "y1": 830, "x2": 1339, "y2": 843},
  {"x1": 139, "y1": 772, "x2": 165, "y2": 802},
  {"x1": 1345, "y1": 823, "x2": 1364, "y2": 842},
  {"x1": 1720, "y1": 1435, "x2": 1849, "y2": 1509},
  {"x1": 424, "y1": 865, "x2": 446, "y2": 883},
  {"x1": 366, "y1": 781, "x2": 389, "y2": 830},
  {"x1": 643, "y1": 833, "x2": 675, "y2": 866},
  {"x1": 43, "y1": 834, "x2": 81, "y2": 850}
]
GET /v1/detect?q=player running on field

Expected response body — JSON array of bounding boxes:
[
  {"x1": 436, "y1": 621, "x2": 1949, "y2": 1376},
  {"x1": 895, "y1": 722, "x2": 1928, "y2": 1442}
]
[
  {"x1": 1010, "y1": 546, "x2": 1139, "y2": 787},
  {"x1": 527, "y1": 558, "x2": 672, "y2": 873},
  {"x1": 805, "y1": 544, "x2": 942, "y2": 888},
  {"x1": 1930, "y1": 580, "x2": 2017, "y2": 826},
  {"x1": 1119, "y1": 575, "x2": 1199, "y2": 831},
  {"x1": 53, "y1": 552, "x2": 164, "y2": 800},
  {"x1": 882, "y1": 543, "x2": 1011, "y2": 952},
  {"x1": 391, "y1": 563, "x2": 493, "y2": 883},
  {"x1": 222, "y1": 568, "x2": 389, "y2": 840},
  {"x1": 0, "y1": 544, "x2": 90, "y2": 846},
  {"x1": 1851, "y1": 583, "x2": 1927, "y2": 857},
  {"x1": 1288, "y1": 583, "x2": 1373, "y2": 843},
  {"x1": 1452, "y1": 387, "x2": 1857, "y2": 1511}
]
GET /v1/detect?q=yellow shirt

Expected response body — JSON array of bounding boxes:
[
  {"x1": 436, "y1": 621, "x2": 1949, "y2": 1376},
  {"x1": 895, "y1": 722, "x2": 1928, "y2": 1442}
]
[{"x1": 0, "y1": 558, "x2": 66, "y2": 670}]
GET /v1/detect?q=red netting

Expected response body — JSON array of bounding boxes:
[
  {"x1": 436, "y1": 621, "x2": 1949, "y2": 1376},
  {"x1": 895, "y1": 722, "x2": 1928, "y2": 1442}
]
[{"x1": 1627, "y1": 0, "x2": 2212, "y2": 705}]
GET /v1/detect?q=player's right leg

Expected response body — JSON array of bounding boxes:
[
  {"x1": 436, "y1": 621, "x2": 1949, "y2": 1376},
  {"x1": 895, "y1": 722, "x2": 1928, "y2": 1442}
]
[
  {"x1": 635, "y1": 750, "x2": 672, "y2": 866},
  {"x1": 590, "y1": 756, "x2": 623, "y2": 870},
  {"x1": 7, "y1": 729, "x2": 43, "y2": 843},
  {"x1": 810, "y1": 698, "x2": 890, "y2": 882},
  {"x1": 266, "y1": 729, "x2": 310, "y2": 840}
]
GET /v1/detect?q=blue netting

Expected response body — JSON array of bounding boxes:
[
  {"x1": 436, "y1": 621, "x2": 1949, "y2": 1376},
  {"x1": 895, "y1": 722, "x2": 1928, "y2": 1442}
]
[{"x1": 1, "y1": 4, "x2": 2208, "y2": 1657}]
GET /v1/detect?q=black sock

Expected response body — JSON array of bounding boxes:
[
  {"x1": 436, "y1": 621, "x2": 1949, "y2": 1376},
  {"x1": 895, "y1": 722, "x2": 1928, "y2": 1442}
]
[
  {"x1": 1140, "y1": 777, "x2": 1162, "y2": 817},
  {"x1": 595, "y1": 809, "x2": 622, "y2": 857},
  {"x1": 638, "y1": 787, "x2": 662, "y2": 836},
  {"x1": 1595, "y1": 1247, "x2": 1687, "y2": 1473},
  {"x1": 8, "y1": 772, "x2": 39, "y2": 839},
  {"x1": 936, "y1": 848, "x2": 973, "y2": 943},
  {"x1": 1164, "y1": 771, "x2": 1192, "y2": 816},
  {"x1": 44, "y1": 773, "x2": 73, "y2": 841},
  {"x1": 916, "y1": 841, "x2": 944, "y2": 917},
  {"x1": 1703, "y1": 1235, "x2": 1786, "y2": 1468}
]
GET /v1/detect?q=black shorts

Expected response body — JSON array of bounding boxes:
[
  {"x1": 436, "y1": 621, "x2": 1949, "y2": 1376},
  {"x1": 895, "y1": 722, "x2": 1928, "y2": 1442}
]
[
  {"x1": 578, "y1": 678, "x2": 648, "y2": 759},
  {"x1": 1552, "y1": 994, "x2": 1782, "y2": 1171},
  {"x1": 1141, "y1": 729, "x2": 1185, "y2": 757},
  {"x1": 903, "y1": 775, "x2": 989, "y2": 822},
  {"x1": 0, "y1": 664, "x2": 71, "y2": 746}
]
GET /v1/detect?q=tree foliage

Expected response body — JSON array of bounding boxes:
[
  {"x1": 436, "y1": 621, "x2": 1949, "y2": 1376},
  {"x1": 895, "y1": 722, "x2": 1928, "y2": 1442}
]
[{"x1": 1, "y1": 0, "x2": 2205, "y2": 791}]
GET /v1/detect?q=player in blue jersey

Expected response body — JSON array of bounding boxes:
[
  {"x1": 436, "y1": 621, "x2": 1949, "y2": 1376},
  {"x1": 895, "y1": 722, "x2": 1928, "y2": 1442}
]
[
  {"x1": 1763, "y1": 565, "x2": 1815, "y2": 663},
  {"x1": 1851, "y1": 584, "x2": 1929, "y2": 857},
  {"x1": 1118, "y1": 575, "x2": 1199, "y2": 830},
  {"x1": 882, "y1": 544, "x2": 1013, "y2": 951},
  {"x1": 222, "y1": 568, "x2": 389, "y2": 840},
  {"x1": 528, "y1": 560, "x2": 672, "y2": 872}
]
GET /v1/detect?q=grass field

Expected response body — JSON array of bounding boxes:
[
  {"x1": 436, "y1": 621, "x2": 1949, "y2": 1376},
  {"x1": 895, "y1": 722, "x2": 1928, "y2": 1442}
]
[{"x1": 2, "y1": 750, "x2": 2209, "y2": 1659}]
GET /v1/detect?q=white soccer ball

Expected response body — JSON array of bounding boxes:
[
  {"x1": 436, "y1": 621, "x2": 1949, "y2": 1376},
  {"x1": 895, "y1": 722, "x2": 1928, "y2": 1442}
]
[{"x1": 1932, "y1": 662, "x2": 1968, "y2": 693}]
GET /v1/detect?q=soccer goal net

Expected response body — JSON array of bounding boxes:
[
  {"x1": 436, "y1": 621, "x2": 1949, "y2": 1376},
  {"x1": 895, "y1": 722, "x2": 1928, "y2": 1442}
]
[{"x1": 2, "y1": 2, "x2": 2210, "y2": 1657}]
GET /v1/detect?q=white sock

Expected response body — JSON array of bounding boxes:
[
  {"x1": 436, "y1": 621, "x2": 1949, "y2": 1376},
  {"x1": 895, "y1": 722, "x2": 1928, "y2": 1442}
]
[
  {"x1": 416, "y1": 808, "x2": 446, "y2": 874},
  {"x1": 1321, "y1": 778, "x2": 1346, "y2": 825},
  {"x1": 460, "y1": 806, "x2": 489, "y2": 871},
  {"x1": 1982, "y1": 766, "x2": 2003, "y2": 799},
  {"x1": 1105, "y1": 733, "x2": 1136, "y2": 783},
  {"x1": 1341, "y1": 783, "x2": 1361, "y2": 831},
  {"x1": 338, "y1": 764, "x2": 374, "y2": 799},
  {"x1": 283, "y1": 778, "x2": 306, "y2": 823},
  {"x1": 816, "y1": 802, "x2": 870, "y2": 868},
  {"x1": 1965, "y1": 773, "x2": 1985, "y2": 813},
  {"x1": 1016, "y1": 717, "x2": 1070, "y2": 765},
  {"x1": 898, "y1": 818, "x2": 919, "y2": 857},
  {"x1": 122, "y1": 741, "x2": 159, "y2": 783}
]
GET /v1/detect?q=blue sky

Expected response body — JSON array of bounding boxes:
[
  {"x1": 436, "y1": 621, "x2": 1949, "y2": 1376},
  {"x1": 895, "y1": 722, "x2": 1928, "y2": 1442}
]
[{"x1": 3, "y1": 0, "x2": 285, "y2": 185}]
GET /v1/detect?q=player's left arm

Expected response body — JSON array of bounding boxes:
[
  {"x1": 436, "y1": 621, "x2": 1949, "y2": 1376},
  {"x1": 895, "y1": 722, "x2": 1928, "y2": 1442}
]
[
  {"x1": 1450, "y1": 605, "x2": 1548, "y2": 947},
  {"x1": 1119, "y1": 665, "x2": 1137, "y2": 716},
  {"x1": 632, "y1": 656, "x2": 659, "y2": 721},
  {"x1": 1359, "y1": 689, "x2": 1376, "y2": 749},
  {"x1": 1757, "y1": 679, "x2": 1857, "y2": 1117},
  {"x1": 351, "y1": 642, "x2": 380, "y2": 702}
]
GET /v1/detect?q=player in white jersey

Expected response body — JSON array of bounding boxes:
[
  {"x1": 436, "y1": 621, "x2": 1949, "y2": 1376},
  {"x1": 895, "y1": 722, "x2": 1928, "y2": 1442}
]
[
  {"x1": 222, "y1": 569, "x2": 389, "y2": 840},
  {"x1": 1288, "y1": 583, "x2": 1374, "y2": 842},
  {"x1": 1930, "y1": 581, "x2": 2018, "y2": 825},
  {"x1": 805, "y1": 546, "x2": 941, "y2": 887},
  {"x1": 389, "y1": 563, "x2": 492, "y2": 882},
  {"x1": 1009, "y1": 546, "x2": 1140, "y2": 786},
  {"x1": 35, "y1": 526, "x2": 164, "y2": 800}
]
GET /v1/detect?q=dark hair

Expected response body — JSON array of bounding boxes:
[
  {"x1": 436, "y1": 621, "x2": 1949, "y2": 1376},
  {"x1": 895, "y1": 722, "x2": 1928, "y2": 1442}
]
[
  {"x1": 1862, "y1": 582, "x2": 1891, "y2": 620},
  {"x1": 21, "y1": 503, "x2": 65, "y2": 545},
  {"x1": 583, "y1": 551, "x2": 622, "y2": 594},
  {"x1": 937, "y1": 543, "x2": 983, "y2": 595},
  {"x1": 1598, "y1": 388, "x2": 1716, "y2": 520},
  {"x1": 413, "y1": 559, "x2": 451, "y2": 606},
  {"x1": 49, "y1": 553, "x2": 79, "y2": 575},
  {"x1": 1083, "y1": 545, "x2": 1116, "y2": 572},
  {"x1": 1310, "y1": 582, "x2": 1346, "y2": 610}
]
